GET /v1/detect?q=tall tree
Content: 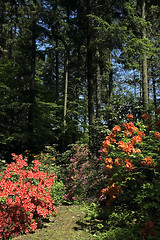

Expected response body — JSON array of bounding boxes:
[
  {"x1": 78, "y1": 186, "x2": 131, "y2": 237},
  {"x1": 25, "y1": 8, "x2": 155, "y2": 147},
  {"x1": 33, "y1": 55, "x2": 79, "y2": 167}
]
[{"x1": 141, "y1": 0, "x2": 149, "y2": 110}]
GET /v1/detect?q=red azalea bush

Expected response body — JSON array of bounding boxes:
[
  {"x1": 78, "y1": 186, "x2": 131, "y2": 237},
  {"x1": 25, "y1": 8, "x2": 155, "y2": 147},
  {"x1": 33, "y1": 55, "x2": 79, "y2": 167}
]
[
  {"x1": 0, "y1": 154, "x2": 57, "y2": 239},
  {"x1": 101, "y1": 112, "x2": 160, "y2": 237}
]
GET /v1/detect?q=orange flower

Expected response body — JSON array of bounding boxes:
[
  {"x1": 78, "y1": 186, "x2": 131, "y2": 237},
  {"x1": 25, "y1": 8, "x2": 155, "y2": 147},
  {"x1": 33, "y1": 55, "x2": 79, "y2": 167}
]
[
  {"x1": 132, "y1": 148, "x2": 141, "y2": 154},
  {"x1": 112, "y1": 125, "x2": 121, "y2": 134},
  {"x1": 117, "y1": 141, "x2": 125, "y2": 150},
  {"x1": 124, "y1": 159, "x2": 134, "y2": 171},
  {"x1": 124, "y1": 130, "x2": 132, "y2": 137},
  {"x1": 108, "y1": 183, "x2": 121, "y2": 199},
  {"x1": 138, "y1": 131, "x2": 145, "y2": 138},
  {"x1": 101, "y1": 187, "x2": 109, "y2": 196},
  {"x1": 141, "y1": 157, "x2": 153, "y2": 167},
  {"x1": 102, "y1": 148, "x2": 108, "y2": 155},
  {"x1": 118, "y1": 141, "x2": 134, "y2": 155},
  {"x1": 105, "y1": 158, "x2": 113, "y2": 164},
  {"x1": 132, "y1": 135, "x2": 142, "y2": 144},
  {"x1": 114, "y1": 158, "x2": 123, "y2": 166},
  {"x1": 109, "y1": 132, "x2": 116, "y2": 139},
  {"x1": 155, "y1": 132, "x2": 160, "y2": 140},
  {"x1": 102, "y1": 183, "x2": 121, "y2": 203},
  {"x1": 106, "y1": 164, "x2": 113, "y2": 171},
  {"x1": 123, "y1": 122, "x2": 138, "y2": 133},
  {"x1": 103, "y1": 140, "x2": 110, "y2": 148},
  {"x1": 105, "y1": 158, "x2": 113, "y2": 171},
  {"x1": 127, "y1": 114, "x2": 134, "y2": 120}
]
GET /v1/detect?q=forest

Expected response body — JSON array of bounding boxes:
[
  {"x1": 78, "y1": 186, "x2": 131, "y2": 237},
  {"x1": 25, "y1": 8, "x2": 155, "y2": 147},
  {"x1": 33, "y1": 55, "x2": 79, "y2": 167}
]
[
  {"x1": 0, "y1": 0, "x2": 159, "y2": 160},
  {"x1": 0, "y1": 0, "x2": 160, "y2": 239}
]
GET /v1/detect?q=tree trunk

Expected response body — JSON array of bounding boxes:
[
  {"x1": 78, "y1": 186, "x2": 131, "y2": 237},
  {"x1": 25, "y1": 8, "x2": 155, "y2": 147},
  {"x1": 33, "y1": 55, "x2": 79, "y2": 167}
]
[
  {"x1": 142, "y1": 0, "x2": 149, "y2": 111},
  {"x1": 55, "y1": 0, "x2": 59, "y2": 101},
  {"x1": 108, "y1": 50, "x2": 113, "y2": 102},
  {"x1": 86, "y1": 0, "x2": 95, "y2": 150},
  {"x1": 28, "y1": 18, "x2": 36, "y2": 153},
  {"x1": 96, "y1": 47, "x2": 101, "y2": 120},
  {"x1": 61, "y1": 48, "x2": 69, "y2": 151},
  {"x1": 63, "y1": 50, "x2": 69, "y2": 132}
]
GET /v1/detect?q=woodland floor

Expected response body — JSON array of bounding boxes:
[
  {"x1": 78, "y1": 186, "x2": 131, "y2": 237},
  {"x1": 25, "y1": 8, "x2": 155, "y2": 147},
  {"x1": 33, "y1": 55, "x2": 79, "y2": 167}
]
[{"x1": 16, "y1": 205, "x2": 95, "y2": 240}]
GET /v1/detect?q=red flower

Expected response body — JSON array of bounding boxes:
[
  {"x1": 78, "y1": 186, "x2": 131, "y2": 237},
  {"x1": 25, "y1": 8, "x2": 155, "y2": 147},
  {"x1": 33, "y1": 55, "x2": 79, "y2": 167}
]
[
  {"x1": 0, "y1": 154, "x2": 57, "y2": 239},
  {"x1": 30, "y1": 221, "x2": 37, "y2": 231}
]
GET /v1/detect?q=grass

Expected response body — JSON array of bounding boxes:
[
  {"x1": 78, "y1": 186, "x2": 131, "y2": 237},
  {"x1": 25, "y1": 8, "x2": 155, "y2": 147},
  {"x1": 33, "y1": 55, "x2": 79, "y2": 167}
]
[{"x1": 15, "y1": 205, "x2": 95, "y2": 240}]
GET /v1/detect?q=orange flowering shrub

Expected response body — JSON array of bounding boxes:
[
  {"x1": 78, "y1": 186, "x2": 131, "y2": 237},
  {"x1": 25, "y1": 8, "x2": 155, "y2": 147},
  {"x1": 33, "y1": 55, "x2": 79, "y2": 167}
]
[
  {"x1": 100, "y1": 113, "x2": 160, "y2": 237},
  {"x1": 101, "y1": 182, "x2": 121, "y2": 206}
]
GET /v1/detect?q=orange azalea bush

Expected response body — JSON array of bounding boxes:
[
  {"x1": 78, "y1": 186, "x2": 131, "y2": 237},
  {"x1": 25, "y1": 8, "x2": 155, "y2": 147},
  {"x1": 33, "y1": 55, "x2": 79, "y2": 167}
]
[{"x1": 101, "y1": 113, "x2": 160, "y2": 237}]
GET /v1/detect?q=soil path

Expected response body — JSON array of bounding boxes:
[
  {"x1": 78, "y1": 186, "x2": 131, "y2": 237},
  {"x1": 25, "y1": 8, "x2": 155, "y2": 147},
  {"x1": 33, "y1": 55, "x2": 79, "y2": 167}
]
[{"x1": 16, "y1": 205, "x2": 95, "y2": 240}]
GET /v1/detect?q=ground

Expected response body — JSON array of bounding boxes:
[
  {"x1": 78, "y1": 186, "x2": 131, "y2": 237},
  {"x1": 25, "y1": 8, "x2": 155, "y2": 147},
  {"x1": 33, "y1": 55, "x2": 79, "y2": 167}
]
[{"x1": 16, "y1": 205, "x2": 95, "y2": 240}]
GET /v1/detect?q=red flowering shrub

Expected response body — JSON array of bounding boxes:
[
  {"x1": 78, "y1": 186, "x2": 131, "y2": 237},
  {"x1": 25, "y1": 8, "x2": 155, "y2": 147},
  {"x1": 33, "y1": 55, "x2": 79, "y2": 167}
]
[
  {"x1": 101, "y1": 113, "x2": 160, "y2": 236},
  {"x1": 0, "y1": 154, "x2": 57, "y2": 239}
]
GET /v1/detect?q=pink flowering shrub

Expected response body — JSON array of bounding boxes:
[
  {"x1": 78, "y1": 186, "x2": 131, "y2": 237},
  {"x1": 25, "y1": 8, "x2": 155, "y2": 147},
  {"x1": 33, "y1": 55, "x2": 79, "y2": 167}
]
[
  {"x1": 64, "y1": 144, "x2": 107, "y2": 202},
  {"x1": 0, "y1": 154, "x2": 57, "y2": 239}
]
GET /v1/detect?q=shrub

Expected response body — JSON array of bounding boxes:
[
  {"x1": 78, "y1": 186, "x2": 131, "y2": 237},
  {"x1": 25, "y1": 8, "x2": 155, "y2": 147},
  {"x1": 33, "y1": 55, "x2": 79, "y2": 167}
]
[
  {"x1": 64, "y1": 144, "x2": 107, "y2": 202},
  {"x1": 50, "y1": 180, "x2": 65, "y2": 204},
  {"x1": 0, "y1": 154, "x2": 57, "y2": 239},
  {"x1": 95, "y1": 227, "x2": 138, "y2": 240},
  {"x1": 100, "y1": 113, "x2": 160, "y2": 237}
]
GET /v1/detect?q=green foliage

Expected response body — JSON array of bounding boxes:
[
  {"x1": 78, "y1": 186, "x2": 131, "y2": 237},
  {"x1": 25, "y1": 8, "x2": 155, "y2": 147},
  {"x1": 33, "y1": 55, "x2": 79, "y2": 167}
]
[
  {"x1": 96, "y1": 227, "x2": 138, "y2": 240},
  {"x1": 50, "y1": 180, "x2": 65, "y2": 205},
  {"x1": 28, "y1": 146, "x2": 66, "y2": 205},
  {"x1": 90, "y1": 120, "x2": 110, "y2": 154}
]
